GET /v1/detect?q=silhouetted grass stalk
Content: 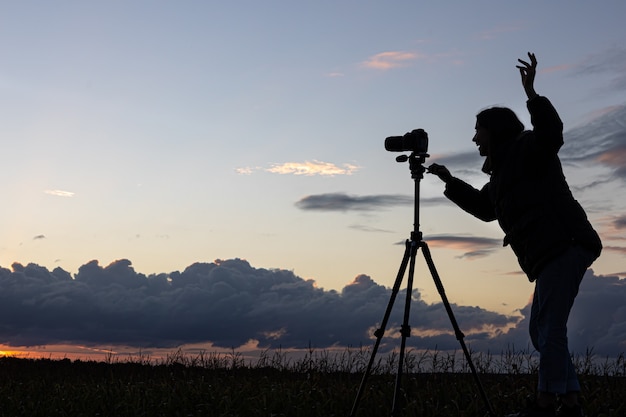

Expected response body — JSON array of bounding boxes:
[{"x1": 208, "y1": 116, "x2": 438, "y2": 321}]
[
  {"x1": 98, "y1": 345, "x2": 626, "y2": 377},
  {"x1": 0, "y1": 346, "x2": 623, "y2": 417}
]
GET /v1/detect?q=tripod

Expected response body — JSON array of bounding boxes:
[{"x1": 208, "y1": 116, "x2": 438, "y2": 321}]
[{"x1": 349, "y1": 151, "x2": 495, "y2": 417}]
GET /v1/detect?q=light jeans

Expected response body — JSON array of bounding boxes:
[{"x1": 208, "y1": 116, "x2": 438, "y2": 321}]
[{"x1": 529, "y1": 244, "x2": 597, "y2": 394}]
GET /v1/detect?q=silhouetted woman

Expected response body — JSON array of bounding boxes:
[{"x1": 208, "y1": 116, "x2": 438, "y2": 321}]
[{"x1": 429, "y1": 53, "x2": 602, "y2": 417}]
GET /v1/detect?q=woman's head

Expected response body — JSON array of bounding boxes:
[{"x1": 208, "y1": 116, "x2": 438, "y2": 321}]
[
  {"x1": 474, "y1": 107, "x2": 524, "y2": 173},
  {"x1": 475, "y1": 107, "x2": 524, "y2": 143}
]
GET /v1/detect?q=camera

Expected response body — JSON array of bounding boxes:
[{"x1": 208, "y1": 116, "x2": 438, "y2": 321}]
[{"x1": 384, "y1": 129, "x2": 428, "y2": 153}]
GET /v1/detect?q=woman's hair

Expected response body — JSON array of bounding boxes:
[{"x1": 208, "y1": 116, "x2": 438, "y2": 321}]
[
  {"x1": 476, "y1": 107, "x2": 525, "y2": 174},
  {"x1": 476, "y1": 107, "x2": 525, "y2": 142}
]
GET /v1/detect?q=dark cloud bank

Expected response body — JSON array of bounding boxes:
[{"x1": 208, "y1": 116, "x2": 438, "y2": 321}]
[{"x1": 1, "y1": 259, "x2": 624, "y2": 356}]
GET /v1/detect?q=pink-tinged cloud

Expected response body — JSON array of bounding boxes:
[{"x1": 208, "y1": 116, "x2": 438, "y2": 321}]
[
  {"x1": 236, "y1": 161, "x2": 360, "y2": 176},
  {"x1": 425, "y1": 234, "x2": 501, "y2": 259},
  {"x1": 603, "y1": 245, "x2": 626, "y2": 255},
  {"x1": 596, "y1": 145, "x2": 626, "y2": 168},
  {"x1": 44, "y1": 189, "x2": 74, "y2": 197},
  {"x1": 540, "y1": 64, "x2": 573, "y2": 74},
  {"x1": 267, "y1": 161, "x2": 360, "y2": 176},
  {"x1": 361, "y1": 51, "x2": 421, "y2": 70},
  {"x1": 584, "y1": 105, "x2": 624, "y2": 122},
  {"x1": 594, "y1": 216, "x2": 626, "y2": 243},
  {"x1": 613, "y1": 215, "x2": 626, "y2": 230}
]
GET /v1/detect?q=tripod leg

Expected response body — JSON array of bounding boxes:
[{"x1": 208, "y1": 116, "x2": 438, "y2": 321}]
[
  {"x1": 419, "y1": 241, "x2": 496, "y2": 417},
  {"x1": 391, "y1": 240, "x2": 419, "y2": 417},
  {"x1": 350, "y1": 239, "x2": 413, "y2": 417}
]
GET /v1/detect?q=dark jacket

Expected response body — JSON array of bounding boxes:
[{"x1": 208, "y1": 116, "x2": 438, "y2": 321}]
[{"x1": 444, "y1": 96, "x2": 602, "y2": 281}]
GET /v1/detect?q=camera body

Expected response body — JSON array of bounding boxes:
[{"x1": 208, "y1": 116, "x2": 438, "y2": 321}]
[{"x1": 384, "y1": 129, "x2": 428, "y2": 153}]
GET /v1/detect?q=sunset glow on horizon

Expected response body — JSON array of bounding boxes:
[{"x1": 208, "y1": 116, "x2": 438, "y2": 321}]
[{"x1": 1, "y1": 1, "x2": 625, "y2": 359}]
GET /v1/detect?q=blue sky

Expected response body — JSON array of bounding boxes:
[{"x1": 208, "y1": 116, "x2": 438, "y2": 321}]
[{"x1": 1, "y1": 1, "x2": 625, "y2": 358}]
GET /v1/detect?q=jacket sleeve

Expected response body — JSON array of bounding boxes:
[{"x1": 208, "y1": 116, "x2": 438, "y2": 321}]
[
  {"x1": 527, "y1": 96, "x2": 564, "y2": 153},
  {"x1": 443, "y1": 178, "x2": 496, "y2": 222}
]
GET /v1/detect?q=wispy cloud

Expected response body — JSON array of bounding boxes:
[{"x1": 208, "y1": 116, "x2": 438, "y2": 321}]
[
  {"x1": 562, "y1": 104, "x2": 626, "y2": 182},
  {"x1": 603, "y1": 245, "x2": 626, "y2": 256},
  {"x1": 596, "y1": 142, "x2": 626, "y2": 177},
  {"x1": 425, "y1": 234, "x2": 501, "y2": 259},
  {"x1": 296, "y1": 192, "x2": 447, "y2": 212},
  {"x1": 570, "y1": 46, "x2": 626, "y2": 92},
  {"x1": 595, "y1": 215, "x2": 626, "y2": 243},
  {"x1": 613, "y1": 215, "x2": 626, "y2": 229},
  {"x1": 268, "y1": 161, "x2": 359, "y2": 176},
  {"x1": 540, "y1": 64, "x2": 574, "y2": 74},
  {"x1": 235, "y1": 167, "x2": 255, "y2": 175},
  {"x1": 44, "y1": 189, "x2": 75, "y2": 197},
  {"x1": 237, "y1": 161, "x2": 360, "y2": 177},
  {"x1": 349, "y1": 224, "x2": 394, "y2": 233},
  {"x1": 296, "y1": 192, "x2": 421, "y2": 211},
  {"x1": 361, "y1": 51, "x2": 422, "y2": 70}
]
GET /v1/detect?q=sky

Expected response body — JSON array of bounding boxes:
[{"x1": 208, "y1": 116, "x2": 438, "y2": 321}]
[{"x1": 0, "y1": 1, "x2": 625, "y2": 360}]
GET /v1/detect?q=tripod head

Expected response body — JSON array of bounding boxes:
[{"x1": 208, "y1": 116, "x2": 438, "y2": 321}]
[{"x1": 395, "y1": 151, "x2": 430, "y2": 180}]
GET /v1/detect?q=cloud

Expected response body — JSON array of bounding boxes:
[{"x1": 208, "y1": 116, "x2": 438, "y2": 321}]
[
  {"x1": 237, "y1": 161, "x2": 360, "y2": 176},
  {"x1": 0, "y1": 260, "x2": 622, "y2": 356},
  {"x1": 568, "y1": 271, "x2": 626, "y2": 354},
  {"x1": 596, "y1": 142, "x2": 626, "y2": 178},
  {"x1": 349, "y1": 224, "x2": 394, "y2": 233},
  {"x1": 0, "y1": 259, "x2": 515, "y2": 352},
  {"x1": 235, "y1": 167, "x2": 255, "y2": 175},
  {"x1": 613, "y1": 215, "x2": 626, "y2": 229},
  {"x1": 44, "y1": 189, "x2": 75, "y2": 197},
  {"x1": 495, "y1": 270, "x2": 626, "y2": 356},
  {"x1": 295, "y1": 192, "x2": 414, "y2": 211},
  {"x1": 267, "y1": 161, "x2": 360, "y2": 176},
  {"x1": 425, "y1": 234, "x2": 501, "y2": 259},
  {"x1": 295, "y1": 192, "x2": 448, "y2": 212},
  {"x1": 540, "y1": 64, "x2": 574, "y2": 74},
  {"x1": 603, "y1": 246, "x2": 626, "y2": 256},
  {"x1": 562, "y1": 103, "x2": 626, "y2": 182},
  {"x1": 361, "y1": 51, "x2": 422, "y2": 70},
  {"x1": 570, "y1": 46, "x2": 626, "y2": 92}
]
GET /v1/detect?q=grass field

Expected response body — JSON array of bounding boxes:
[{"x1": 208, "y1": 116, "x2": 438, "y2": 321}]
[{"x1": 0, "y1": 347, "x2": 623, "y2": 416}]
